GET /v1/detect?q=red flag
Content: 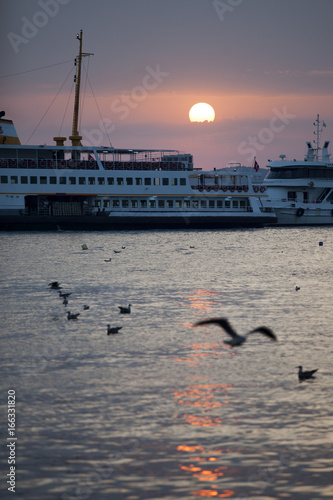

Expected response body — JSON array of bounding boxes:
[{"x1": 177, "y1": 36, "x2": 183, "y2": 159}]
[{"x1": 253, "y1": 160, "x2": 259, "y2": 172}]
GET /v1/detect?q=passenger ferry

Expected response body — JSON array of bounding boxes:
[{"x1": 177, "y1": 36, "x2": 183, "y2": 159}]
[
  {"x1": 0, "y1": 32, "x2": 276, "y2": 231},
  {"x1": 260, "y1": 115, "x2": 333, "y2": 225}
]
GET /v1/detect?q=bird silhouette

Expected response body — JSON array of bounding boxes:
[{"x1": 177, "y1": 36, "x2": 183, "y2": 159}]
[
  {"x1": 118, "y1": 304, "x2": 131, "y2": 314},
  {"x1": 59, "y1": 291, "x2": 72, "y2": 298},
  {"x1": 48, "y1": 281, "x2": 62, "y2": 290},
  {"x1": 192, "y1": 317, "x2": 277, "y2": 346},
  {"x1": 298, "y1": 366, "x2": 318, "y2": 381},
  {"x1": 107, "y1": 325, "x2": 122, "y2": 335},
  {"x1": 83, "y1": 305, "x2": 90, "y2": 310},
  {"x1": 67, "y1": 311, "x2": 80, "y2": 320},
  {"x1": 104, "y1": 258, "x2": 112, "y2": 262}
]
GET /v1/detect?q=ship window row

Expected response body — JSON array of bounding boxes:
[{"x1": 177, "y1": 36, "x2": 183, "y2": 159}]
[
  {"x1": 0, "y1": 175, "x2": 187, "y2": 186},
  {"x1": 93, "y1": 198, "x2": 249, "y2": 210}
]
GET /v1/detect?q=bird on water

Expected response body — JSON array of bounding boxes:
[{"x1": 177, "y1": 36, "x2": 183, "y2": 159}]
[
  {"x1": 67, "y1": 311, "x2": 80, "y2": 320},
  {"x1": 298, "y1": 366, "x2": 318, "y2": 381},
  {"x1": 107, "y1": 325, "x2": 122, "y2": 335},
  {"x1": 118, "y1": 304, "x2": 131, "y2": 314},
  {"x1": 192, "y1": 317, "x2": 277, "y2": 347}
]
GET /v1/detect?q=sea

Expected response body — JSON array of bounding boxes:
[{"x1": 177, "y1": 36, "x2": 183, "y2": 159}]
[{"x1": 0, "y1": 227, "x2": 332, "y2": 500}]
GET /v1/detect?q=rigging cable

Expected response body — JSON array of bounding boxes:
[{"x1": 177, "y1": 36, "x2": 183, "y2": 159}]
[
  {"x1": 0, "y1": 59, "x2": 73, "y2": 79},
  {"x1": 86, "y1": 72, "x2": 113, "y2": 147},
  {"x1": 26, "y1": 65, "x2": 75, "y2": 144}
]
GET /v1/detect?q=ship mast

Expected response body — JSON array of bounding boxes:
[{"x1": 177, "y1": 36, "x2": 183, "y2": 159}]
[{"x1": 313, "y1": 114, "x2": 326, "y2": 161}]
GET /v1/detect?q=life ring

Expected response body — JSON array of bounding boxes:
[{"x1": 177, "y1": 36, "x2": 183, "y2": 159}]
[
  {"x1": 221, "y1": 185, "x2": 227, "y2": 192},
  {"x1": 253, "y1": 185, "x2": 259, "y2": 193},
  {"x1": 49, "y1": 160, "x2": 56, "y2": 168},
  {"x1": 60, "y1": 160, "x2": 66, "y2": 168},
  {"x1": 260, "y1": 186, "x2": 266, "y2": 193},
  {"x1": 309, "y1": 181, "x2": 314, "y2": 188},
  {"x1": 296, "y1": 208, "x2": 305, "y2": 217},
  {"x1": 29, "y1": 160, "x2": 37, "y2": 168},
  {"x1": 39, "y1": 160, "x2": 46, "y2": 168},
  {"x1": 206, "y1": 186, "x2": 211, "y2": 192},
  {"x1": 0, "y1": 159, "x2": 7, "y2": 167},
  {"x1": 198, "y1": 186, "x2": 203, "y2": 192},
  {"x1": 229, "y1": 186, "x2": 235, "y2": 192},
  {"x1": 237, "y1": 186, "x2": 242, "y2": 192},
  {"x1": 243, "y1": 185, "x2": 249, "y2": 192},
  {"x1": 10, "y1": 159, "x2": 17, "y2": 167},
  {"x1": 214, "y1": 185, "x2": 219, "y2": 191},
  {"x1": 19, "y1": 159, "x2": 27, "y2": 168}
]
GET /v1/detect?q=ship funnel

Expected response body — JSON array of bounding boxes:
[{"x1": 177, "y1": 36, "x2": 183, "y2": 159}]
[
  {"x1": 305, "y1": 141, "x2": 315, "y2": 161},
  {"x1": 322, "y1": 140, "x2": 330, "y2": 163}
]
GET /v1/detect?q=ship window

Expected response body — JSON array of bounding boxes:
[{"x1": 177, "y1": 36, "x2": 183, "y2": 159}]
[
  {"x1": 69, "y1": 177, "x2": 76, "y2": 185},
  {"x1": 135, "y1": 178, "x2": 142, "y2": 185},
  {"x1": 192, "y1": 200, "x2": 199, "y2": 209},
  {"x1": 126, "y1": 178, "x2": 133, "y2": 185},
  {"x1": 144, "y1": 178, "x2": 151, "y2": 186},
  {"x1": 30, "y1": 176, "x2": 37, "y2": 184},
  {"x1": 225, "y1": 200, "x2": 231, "y2": 208},
  {"x1": 201, "y1": 200, "x2": 207, "y2": 208},
  {"x1": 113, "y1": 200, "x2": 120, "y2": 208},
  {"x1": 175, "y1": 200, "x2": 182, "y2": 208},
  {"x1": 288, "y1": 191, "x2": 297, "y2": 201},
  {"x1": 232, "y1": 200, "x2": 238, "y2": 208},
  {"x1": 167, "y1": 200, "x2": 173, "y2": 208},
  {"x1": 103, "y1": 200, "x2": 110, "y2": 208},
  {"x1": 209, "y1": 200, "x2": 215, "y2": 209},
  {"x1": 21, "y1": 176, "x2": 28, "y2": 184},
  {"x1": 180, "y1": 178, "x2": 186, "y2": 186},
  {"x1": 117, "y1": 177, "x2": 123, "y2": 186},
  {"x1": 40, "y1": 176, "x2": 47, "y2": 185},
  {"x1": 217, "y1": 200, "x2": 223, "y2": 209},
  {"x1": 79, "y1": 177, "x2": 86, "y2": 185},
  {"x1": 131, "y1": 200, "x2": 138, "y2": 208},
  {"x1": 50, "y1": 176, "x2": 57, "y2": 184},
  {"x1": 184, "y1": 200, "x2": 190, "y2": 209},
  {"x1": 94, "y1": 200, "x2": 101, "y2": 208},
  {"x1": 162, "y1": 178, "x2": 169, "y2": 186},
  {"x1": 140, "y1": 200, "x2": 147, "y2": 208},
  {"x1": 11, "y1": 176, "x2": 18, "y2": 184},
  {"x1": 1, "y1": 175, "x2": 8, "y2": 183},
  {"x1": 122, "y1": 200, "x2": 129, "y2": 208},
  {"x1": 59, "y1": 177, "x2": 66, "y2": 185},
  {"x1": 154, "y1": 178, "x2": 160, "y2": 186},
  {"x1": 158, "y1": 200, "x2": 165, "y2": 208},
  {"x1": 171, "y1": 178, "x2": 178, "y2": 186},
  {"x1": 107, "y1": 177, "x2": 114, "y2": 185},
  {"x1": 149, "y1": 199, "x2": 156, "y2": 208},
  {"x1": 98, "y1": 177, "x2": 105, "y2": 185},
  {"x1": 240, "y1": 200, "x2": 247, "y2": 209},
  {"x1": 88, "y1": 177, "x2": 95, "y2": 185}
]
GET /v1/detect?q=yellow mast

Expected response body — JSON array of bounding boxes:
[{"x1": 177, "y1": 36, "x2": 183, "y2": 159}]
[{"x1": 69, "y1": 30, "x2": 83, "y2": 147}]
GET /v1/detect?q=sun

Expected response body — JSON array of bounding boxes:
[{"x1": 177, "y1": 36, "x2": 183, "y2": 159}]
[{"x1": 189, "y1": 102, "x2": 215, "y2": 123}]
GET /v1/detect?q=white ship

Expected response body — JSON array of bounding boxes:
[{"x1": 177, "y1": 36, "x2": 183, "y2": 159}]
[
  {"x1": 260, "y1": 115, "x2": 333, "y2": 225},
  {"x1": 0, "y1": 31, "x2": 276, "y2": 231}
]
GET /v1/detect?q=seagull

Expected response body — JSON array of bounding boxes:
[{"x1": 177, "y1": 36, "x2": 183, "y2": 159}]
[
  {"x1": 63, "y1": 298, "x2": 68, "y2": 306},
  {"x1": 298, "y1": 366, "x2": 318, "y2": 381},
  {"x1": 48, "y1": 281, "x2": 62, "y2": 290},
  {"x1": 114, "y1": 250, "x2": 121, "y2": 253},
  {"x1": 67, "y1": 311, "x2": 80, "y2": 320},
  {"x1": 104, "y1": 258, "x2": 112, "y2": 262},
  {"x1": 107, "y1": 325, "x2": 122, "y2": 335},
  {"x1": 122, "y1": 246, "x2": 126, "y2": 249},
  {"x1": 118, "y1": 304, "x2": 131, "y2": 314},
  {"x1": 192, "y1": 317, "x2": 277, "y2": 347},
  {"x1": 59, "y1": 291, "x2": 72, "y2": 298},
  {"x1": 83, "y1": 305, "x2": 90, "y2": 310},
  {"x1": 295, "y1": 286, "x2": 300, "y2": 291}
]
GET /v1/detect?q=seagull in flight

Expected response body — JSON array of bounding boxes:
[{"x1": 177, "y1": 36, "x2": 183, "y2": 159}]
[
  {"x1": 118, "y1": 304, "x2": 131, "y2": 314},
  {"x1": 192, "y1": 317, "x2": 277, "y2": 347},
  {"x1": 59, "y1": 291, "x2": 72, "y2": 298},
  {"x1": 107, "y1": 325, "x2": 122, "y2": 335},
  {"x1": 298, "y1": 366, "x2": 318, "y2": 381},
  {"x1": 48, "y1": 281, "x2": 62, "y2": 290}
]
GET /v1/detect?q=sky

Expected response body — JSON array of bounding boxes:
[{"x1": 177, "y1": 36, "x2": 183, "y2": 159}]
[{"x1": 1, "y1": 0, "x2": 333, "y2": 170}]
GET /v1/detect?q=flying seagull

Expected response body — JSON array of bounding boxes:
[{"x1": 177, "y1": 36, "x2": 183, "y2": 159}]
[
  {"x1": 118, "y1": 304, "x2": 131, "y2": 314},
  {"x1": 67, "y1": 311, "x2": 80, "y2": 320},
  {"x1": 104, "y1": 258, "x2": 112, "y2": 262},
  {"x1": 107, "y1": 325, "x2": 122, "y2": 335},
  {"x1": 192, "y1": 317, "x2": 277, "y2": 347},
  {"x1": 298, "y1": 366, "x2": 318, "y2": 381},
  {"x1": 48, "y1": 281, "x2": 62, "y2": 290},
  {"x1": 59, "y1": 291, "x2": 72, "y2": 298}
]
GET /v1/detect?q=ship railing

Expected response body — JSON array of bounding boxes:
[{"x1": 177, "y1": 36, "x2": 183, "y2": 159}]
[
  {"x1": 1, "y1": 158, "x2": 188, "y2": 171},
  {"x1": 190, "y1": 184, "x2": 250, "y2": 193}
]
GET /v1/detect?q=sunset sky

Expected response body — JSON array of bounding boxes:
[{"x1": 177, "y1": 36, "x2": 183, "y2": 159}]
[{"x1": 1, "y1": 0, "x2": 333, "y2": 170}]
